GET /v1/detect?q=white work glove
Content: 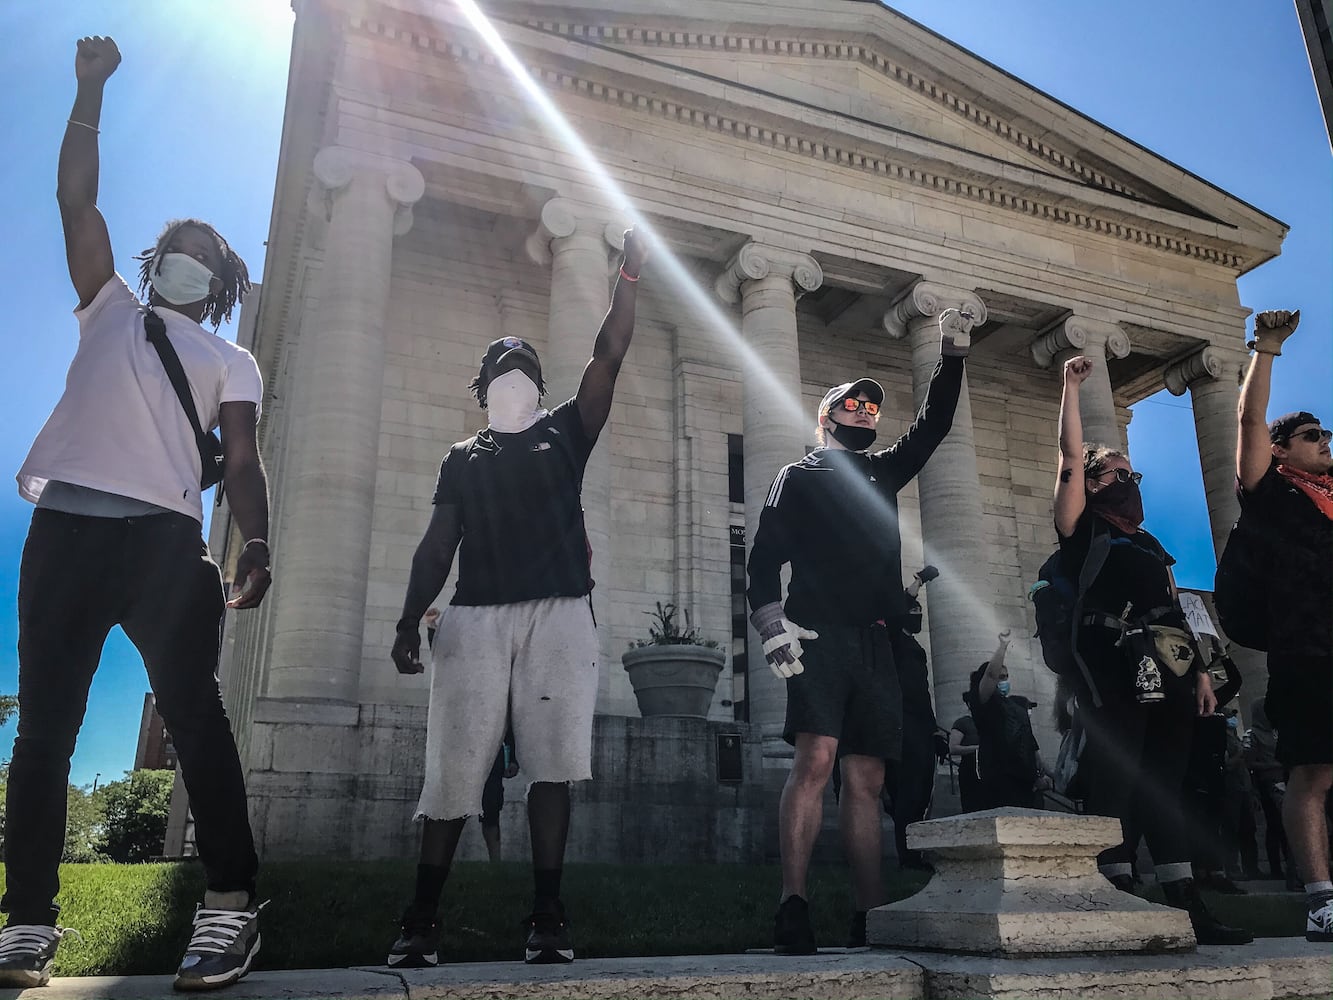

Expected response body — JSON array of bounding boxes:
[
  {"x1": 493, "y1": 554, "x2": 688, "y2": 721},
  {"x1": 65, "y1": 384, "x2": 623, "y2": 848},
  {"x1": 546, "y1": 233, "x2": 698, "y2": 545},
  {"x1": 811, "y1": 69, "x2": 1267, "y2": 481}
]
[
  {"x1": 750, "y1": 602, "x2": 819, "y2": 680},
  {"x1": 939, "y1": 306, "x2": 978, "y2": 357},
  {"x1": 1248, "y1": 309, "x2": 1300, "y2": 356}
]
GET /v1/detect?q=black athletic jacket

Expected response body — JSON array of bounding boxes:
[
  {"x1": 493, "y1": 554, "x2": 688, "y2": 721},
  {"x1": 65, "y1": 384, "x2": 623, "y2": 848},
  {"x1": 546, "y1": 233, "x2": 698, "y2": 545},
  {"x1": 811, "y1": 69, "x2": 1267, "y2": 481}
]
[{"x1": 746, "y1": 356, "x2": 964, "y2": 628}]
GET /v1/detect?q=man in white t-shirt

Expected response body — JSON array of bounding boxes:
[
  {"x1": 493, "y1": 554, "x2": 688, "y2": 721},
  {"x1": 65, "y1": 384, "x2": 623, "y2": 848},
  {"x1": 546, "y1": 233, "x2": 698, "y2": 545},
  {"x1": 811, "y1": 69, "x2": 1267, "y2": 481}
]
[{"x1": 0, "y1": 37, "x2": 274, "y2": 992}]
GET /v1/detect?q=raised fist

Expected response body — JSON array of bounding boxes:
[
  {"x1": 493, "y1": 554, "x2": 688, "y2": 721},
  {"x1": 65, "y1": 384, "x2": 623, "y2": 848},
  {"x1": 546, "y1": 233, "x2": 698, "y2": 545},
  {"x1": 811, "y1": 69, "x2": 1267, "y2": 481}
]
[
  {"x1": 1063, "y1": 355, "x2": 1094, "y2": 386},
  {"x1": 939, "y1": 307, "x2": 976, "y2": 357},
  {"x1": 915, "y1": 565, "x2": 940, "y2": 584},
  {"x1": 1249, "y1": 309, "x2": 1300, "y2": 357},
  {"x1": 75, "y1": 36, "x2": 121, "y2": 85},
  {"x1": 621, "y1": 227, "x2": 649, "y2": 278},
  {"x1": 998, "y1": 628, "x2": 1012, "y2": 644}
]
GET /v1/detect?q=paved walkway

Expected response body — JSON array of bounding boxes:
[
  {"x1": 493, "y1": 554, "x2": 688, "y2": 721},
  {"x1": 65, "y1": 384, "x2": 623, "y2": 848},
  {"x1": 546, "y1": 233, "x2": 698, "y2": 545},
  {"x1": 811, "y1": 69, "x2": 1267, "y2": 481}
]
[{"x1": 8, "y1": 938, "x2": 1331, "y2": 1000}]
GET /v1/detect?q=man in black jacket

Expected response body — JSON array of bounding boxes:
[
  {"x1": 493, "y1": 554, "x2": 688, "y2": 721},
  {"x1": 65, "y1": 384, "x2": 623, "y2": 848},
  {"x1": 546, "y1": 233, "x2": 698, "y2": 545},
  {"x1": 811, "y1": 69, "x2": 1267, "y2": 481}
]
[{"x1": 747, "y1": 306, "x2": 973, "y2": 953}]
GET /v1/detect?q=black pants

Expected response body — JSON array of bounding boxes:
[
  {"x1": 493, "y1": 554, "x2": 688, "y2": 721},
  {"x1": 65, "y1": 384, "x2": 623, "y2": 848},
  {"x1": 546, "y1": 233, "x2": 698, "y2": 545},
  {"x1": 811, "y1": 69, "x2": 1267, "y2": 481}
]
[
  {"x1": 1079, "y1": 682, "x2": 1194, "y2": 871},
  {"x1": 957, "y1": 754, "x2": 983, "y2": 813},
  {"x1": 979, "y1": 774, "x2": 1040, "y2": 810},
  {"x1": 1254, "y1": 776, "x2": 1291, "y2": 877},
  {"x1": 479, "y1": 746, "x2": 505, "y2": 829},
  {"x1": 3, "y1": 510, "x2": 257, "y2": 924}
]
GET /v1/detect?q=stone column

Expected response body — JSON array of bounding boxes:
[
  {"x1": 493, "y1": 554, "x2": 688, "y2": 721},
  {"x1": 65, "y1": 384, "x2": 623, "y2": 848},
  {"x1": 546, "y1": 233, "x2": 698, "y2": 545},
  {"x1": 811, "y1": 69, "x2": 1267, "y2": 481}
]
[
  {"x1": 1165, "y1": 347, "x2": 1266, "y2": 692},
  {"x1": 1031, "y1": 316, "x2": 1131, "y2": 451},
  {"x1": 525, "y1": 199, "x2": 624, "y2": 699},
  {"x1": 1165, "y1": 347, "x2": 1247, "y2": 558},
  {"x1": 267, "y1": 148, "x2": 424, "y2": 702},
  {"x1": 715, "y1": 242, "x2": 822, "y2": 748},
  {"x1": 883, "y1": 281, "x2": 991, "y2": 715}
]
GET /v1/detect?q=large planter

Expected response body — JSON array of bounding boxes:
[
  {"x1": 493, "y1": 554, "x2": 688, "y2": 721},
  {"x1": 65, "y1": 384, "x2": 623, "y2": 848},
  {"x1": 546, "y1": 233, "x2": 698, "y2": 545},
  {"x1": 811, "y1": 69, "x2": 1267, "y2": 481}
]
[{"x1": 622, "y1": 644, "x2": 727, "y2": 718}]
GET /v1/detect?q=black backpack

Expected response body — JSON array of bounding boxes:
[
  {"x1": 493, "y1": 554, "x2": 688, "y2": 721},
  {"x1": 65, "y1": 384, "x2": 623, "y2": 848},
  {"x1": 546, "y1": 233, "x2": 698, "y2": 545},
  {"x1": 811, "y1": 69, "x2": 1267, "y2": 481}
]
[
  {"x1": 1213, "y1": 513, "x2": 1269, "y2": 651},
  {"x1": 1029, "y1": 521, "x2": 1112, "y2": 707}
]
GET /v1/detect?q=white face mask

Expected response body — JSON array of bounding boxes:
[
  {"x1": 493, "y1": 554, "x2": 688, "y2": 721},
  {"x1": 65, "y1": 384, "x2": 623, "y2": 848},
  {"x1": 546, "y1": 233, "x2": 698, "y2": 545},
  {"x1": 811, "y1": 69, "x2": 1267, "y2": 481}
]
[
  {"x1": 486, "y1": 369, "x2": 543, "y2": 432},
  {"x1": 150, "y1": 252, "x2": 216, "y2": 306}
]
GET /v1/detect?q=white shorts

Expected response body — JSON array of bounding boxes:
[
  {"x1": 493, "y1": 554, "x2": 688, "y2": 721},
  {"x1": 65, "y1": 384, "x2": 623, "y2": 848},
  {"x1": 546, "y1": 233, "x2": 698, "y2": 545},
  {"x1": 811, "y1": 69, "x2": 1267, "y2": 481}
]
[{"x1": 414, "y1": 596, "x2": 598, "y2": 822}]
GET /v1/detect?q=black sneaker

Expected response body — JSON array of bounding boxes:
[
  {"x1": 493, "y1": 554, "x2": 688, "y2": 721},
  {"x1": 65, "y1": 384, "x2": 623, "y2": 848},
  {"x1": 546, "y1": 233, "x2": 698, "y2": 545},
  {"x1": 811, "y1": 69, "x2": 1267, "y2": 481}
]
[
  {"x1": 846, "y1": 910, "x2": 867, "y2": 949},
  {"x1": 387, "y1": 903, "x2": 441, "y2": 969},
  {"x1": 773, "y1": 895, "x2": 816, "y2": 955},
  {"x1": 173, "y1": 901, "x2": 264, "y2": 991},
  {"x1": 1162, "y1": 878, "x2": 1253, "y2": 946},
  {"x1": 524, "y1": 899, "x2": 574, "y2": 964},
  {"x1": 0, "y1": 924, "x2": 76, "y2": 988}
]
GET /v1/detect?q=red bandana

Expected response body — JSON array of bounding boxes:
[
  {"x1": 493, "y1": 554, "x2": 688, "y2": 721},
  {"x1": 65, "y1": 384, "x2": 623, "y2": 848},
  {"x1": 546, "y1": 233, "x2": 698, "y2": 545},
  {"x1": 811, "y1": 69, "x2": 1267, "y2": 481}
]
[{"x1": 1277, "y1": 465, "x2": 1333, "y2": 523}]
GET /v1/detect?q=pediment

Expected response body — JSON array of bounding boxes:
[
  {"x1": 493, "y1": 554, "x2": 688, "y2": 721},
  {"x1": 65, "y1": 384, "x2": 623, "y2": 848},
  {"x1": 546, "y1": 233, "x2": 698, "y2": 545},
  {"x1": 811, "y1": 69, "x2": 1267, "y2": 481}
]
[{"x1": 344, "y1": 0, "x2": 1287, "y2": 270}]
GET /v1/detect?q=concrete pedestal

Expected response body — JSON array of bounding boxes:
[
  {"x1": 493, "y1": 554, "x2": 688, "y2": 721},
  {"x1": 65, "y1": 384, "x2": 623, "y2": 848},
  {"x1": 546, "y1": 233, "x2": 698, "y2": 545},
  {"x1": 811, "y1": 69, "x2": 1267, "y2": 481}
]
[{"x1": 868, "y1": 808, "x2": 1195, "y2": 955}]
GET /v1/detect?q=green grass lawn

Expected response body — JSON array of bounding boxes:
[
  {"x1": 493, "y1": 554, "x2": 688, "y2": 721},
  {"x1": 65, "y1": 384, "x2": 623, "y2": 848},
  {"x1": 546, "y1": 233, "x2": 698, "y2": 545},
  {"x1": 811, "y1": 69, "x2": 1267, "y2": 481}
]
[{"x1": 0, "y1": 861, "x2": 1308, "y2": 978}]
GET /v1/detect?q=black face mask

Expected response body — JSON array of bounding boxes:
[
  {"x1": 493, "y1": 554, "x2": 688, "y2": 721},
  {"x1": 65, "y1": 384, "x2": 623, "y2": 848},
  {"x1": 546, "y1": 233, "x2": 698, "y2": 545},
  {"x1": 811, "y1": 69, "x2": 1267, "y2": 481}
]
[
  {"x1": 1088, "y1": 479, "x2": 1144, "y2": 528},
  {"x1": 827, "y1": 421, "x2": 877, "y2": 452}
]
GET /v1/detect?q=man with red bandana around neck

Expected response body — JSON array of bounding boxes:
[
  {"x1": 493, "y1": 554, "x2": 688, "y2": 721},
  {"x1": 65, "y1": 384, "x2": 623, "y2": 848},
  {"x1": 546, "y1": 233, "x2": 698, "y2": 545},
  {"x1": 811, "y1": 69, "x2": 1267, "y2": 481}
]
[{"x1": 1236, "y1": 308, "x2": 1333, "y2": 943}]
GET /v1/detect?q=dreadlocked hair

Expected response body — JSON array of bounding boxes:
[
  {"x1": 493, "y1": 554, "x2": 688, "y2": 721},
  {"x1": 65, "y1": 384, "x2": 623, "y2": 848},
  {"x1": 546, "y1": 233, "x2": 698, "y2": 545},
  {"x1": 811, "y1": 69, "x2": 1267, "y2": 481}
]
[
  {"x1": 1083, "y1": 445, "x2": 1127, "y2": 479},
  {"x1": 133, "y1": 219, "x2": 250, "y2": 329}
]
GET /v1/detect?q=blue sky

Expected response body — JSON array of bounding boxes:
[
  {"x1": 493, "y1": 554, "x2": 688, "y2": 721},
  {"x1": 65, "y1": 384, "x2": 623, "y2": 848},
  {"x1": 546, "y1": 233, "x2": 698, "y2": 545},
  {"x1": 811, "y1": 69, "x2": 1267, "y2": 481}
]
[{"x1": 0, "y1": 1, "x2": 1328, "y2": 788}]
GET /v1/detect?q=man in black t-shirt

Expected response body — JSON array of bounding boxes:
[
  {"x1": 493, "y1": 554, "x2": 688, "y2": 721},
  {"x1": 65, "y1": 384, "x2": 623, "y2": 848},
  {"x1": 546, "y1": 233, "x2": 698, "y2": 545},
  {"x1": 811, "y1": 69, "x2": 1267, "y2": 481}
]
[
  {"x1": 386, "y1": 230, "x2": 649, "y2": 968},
  {"x1": 747, "y1": 306, "x2": 973, "y2": 954},
  {"x1": 1236, "y1": 308, "x2": 1333, "y2": 942},
  {"x1": 968, "y1": 630, "x2": 1049, "y2": 809}
]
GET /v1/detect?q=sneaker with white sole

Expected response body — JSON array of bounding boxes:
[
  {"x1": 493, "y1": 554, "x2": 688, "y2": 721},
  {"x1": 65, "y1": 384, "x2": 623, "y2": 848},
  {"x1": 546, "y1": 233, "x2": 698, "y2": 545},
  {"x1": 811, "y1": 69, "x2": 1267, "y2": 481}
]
[
  {"x1": 387, "y1": 903, "x2": 440, "y2": 969},
  {"x1": 524, "y1": 899, "x2": 574, "y2": 964},
  {"x1": 173, "y1": 901, "x2": 264, "y2": 991},
  {"x1": 0, "y1": 923, "x2": 78, "y2": 988},
  {"x1": 1307, "y1": 898, "x2": 1333, "y2": 943}
]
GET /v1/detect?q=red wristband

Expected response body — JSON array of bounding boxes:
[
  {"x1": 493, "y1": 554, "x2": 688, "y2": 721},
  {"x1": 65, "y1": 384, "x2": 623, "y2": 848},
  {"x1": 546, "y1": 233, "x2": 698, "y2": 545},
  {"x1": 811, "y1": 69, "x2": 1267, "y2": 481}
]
[{"x1": 619, "y1": 266, "x2": 639, "y2": 282}]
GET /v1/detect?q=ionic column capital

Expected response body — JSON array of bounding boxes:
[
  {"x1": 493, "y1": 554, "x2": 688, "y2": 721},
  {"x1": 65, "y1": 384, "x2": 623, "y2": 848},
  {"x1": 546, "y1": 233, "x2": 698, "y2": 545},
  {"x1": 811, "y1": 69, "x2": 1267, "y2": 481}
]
[
  {"x1": 881, "y1": 280, "x2": 986, "y2": 340},
  {"x1": 309, "y1": 146, "x2": 425, "y2": 236},
  {"x1": 1164, "y1": 346, "x2": 1240, "y2": 396},
  {"x1": 524, "y1": 197, "x2": 625, "y2": 267},
  {"x1": 1031, "y1": 315, "x2": 1131, "y2": 369},
  {"x1": 714, "y1": 242, "x2": 822, "y2": 304}
]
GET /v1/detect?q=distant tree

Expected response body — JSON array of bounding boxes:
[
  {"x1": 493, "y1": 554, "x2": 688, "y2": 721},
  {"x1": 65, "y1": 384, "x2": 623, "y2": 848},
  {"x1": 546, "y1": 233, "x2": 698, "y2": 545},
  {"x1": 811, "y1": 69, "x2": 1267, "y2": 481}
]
[
  {"x1": 63, "y1": 782, "x2": 107, "y2": 863},
  {"x1": 96, "y1": 770, "x2": 174, "y2": 862},
  {"x1": 0, "y1": 694, "x2": 17, "y2": 726},
  {"x1": 0, "y1": 763, "x2": 110, "y2": 862}
]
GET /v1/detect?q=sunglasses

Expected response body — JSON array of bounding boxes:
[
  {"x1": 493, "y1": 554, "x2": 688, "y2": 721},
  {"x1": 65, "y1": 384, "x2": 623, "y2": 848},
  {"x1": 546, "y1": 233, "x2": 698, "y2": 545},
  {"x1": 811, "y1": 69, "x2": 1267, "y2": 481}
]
[
  {"x1": 838, "y1": 398, "x2": 880, "y2": 416},
  {"x1": 1091, "y1": 468, "x2": 1143, "y2": 485},
  {"x1": 1284, "y1": 428, "x2": 1332, "y2": 445}
]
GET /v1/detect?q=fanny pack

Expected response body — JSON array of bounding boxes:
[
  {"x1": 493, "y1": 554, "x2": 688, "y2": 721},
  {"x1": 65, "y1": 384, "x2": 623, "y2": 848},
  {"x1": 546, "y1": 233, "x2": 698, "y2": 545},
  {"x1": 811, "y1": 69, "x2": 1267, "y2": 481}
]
[
  {"x1": 1117, "y1": 620, "x2": 1198, "y2": 703},
  {"x1": 1146, "y1": 625, "x2": 1198, "y2": 678}
]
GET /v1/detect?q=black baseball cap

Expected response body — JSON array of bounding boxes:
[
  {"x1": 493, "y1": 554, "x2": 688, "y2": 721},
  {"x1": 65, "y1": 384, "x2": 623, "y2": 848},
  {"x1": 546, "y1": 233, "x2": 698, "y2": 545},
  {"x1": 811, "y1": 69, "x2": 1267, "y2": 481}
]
[
  {"x1": 479, "y1": 336, "x2": 542, "y2": 381},
  {"x1": 1269, "y1": 410, "x2": 1320, "y2": 443},
  {"x1": 818, "y1": 378, "x2": 885, "y2": 420}
]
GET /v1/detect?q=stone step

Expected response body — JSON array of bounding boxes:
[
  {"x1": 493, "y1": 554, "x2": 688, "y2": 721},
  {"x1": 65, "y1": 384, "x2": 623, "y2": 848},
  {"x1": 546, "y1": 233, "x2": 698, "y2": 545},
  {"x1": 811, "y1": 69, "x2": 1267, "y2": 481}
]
[{"x1": 25, "y1": 940, "x2": 1331, "y2": 1000}]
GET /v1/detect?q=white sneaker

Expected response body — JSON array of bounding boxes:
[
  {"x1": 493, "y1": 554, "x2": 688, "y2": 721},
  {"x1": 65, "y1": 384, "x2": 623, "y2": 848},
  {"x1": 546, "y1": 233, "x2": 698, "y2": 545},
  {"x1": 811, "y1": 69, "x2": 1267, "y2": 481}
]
[{"x1": 1308, "y1": 898, "x2": 1333, "y2": 943}]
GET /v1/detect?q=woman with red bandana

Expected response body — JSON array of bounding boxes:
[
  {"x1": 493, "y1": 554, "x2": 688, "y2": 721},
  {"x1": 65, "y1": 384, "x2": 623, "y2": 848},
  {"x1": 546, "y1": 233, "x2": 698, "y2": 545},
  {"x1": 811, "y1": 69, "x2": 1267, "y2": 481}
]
[{"x1": 1053, "y1": 356, "x2": 1249, "y2": 945}]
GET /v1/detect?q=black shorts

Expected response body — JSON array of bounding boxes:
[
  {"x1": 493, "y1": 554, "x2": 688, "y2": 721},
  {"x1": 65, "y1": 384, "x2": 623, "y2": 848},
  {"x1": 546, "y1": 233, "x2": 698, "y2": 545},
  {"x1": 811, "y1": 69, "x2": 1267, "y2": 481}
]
[
  {"x1": 783, "y1": 623, "x2": 902, "y2": 760},
  {"x1": 1266, "y1": 655, "x2": 1333, "y2": 767}
]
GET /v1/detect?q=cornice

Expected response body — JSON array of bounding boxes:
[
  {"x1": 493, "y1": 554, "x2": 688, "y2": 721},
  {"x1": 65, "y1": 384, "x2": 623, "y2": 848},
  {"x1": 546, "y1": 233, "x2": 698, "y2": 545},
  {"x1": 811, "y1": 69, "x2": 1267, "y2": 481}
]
[
  {"x1": 519, "y1": 19, "x2": 1141, "y2": 201},
  {"x1": 341, "y1": 14, "x2": 1248, "y2": 271}
]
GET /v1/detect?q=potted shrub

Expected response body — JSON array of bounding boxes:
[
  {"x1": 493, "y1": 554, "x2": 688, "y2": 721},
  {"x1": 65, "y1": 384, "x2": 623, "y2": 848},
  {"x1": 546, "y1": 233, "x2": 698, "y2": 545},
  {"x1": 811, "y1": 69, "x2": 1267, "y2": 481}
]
[{"x1": 622, "y1": 602, "x2": 727, "y2": 718}]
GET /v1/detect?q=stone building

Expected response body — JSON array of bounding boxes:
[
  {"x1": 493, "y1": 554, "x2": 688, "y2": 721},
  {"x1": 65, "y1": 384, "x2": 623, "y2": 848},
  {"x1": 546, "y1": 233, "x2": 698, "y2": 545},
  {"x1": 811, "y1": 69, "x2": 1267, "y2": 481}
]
[{"x1": 205, "y1": 0, "x2": 1284, "y2": 861}]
